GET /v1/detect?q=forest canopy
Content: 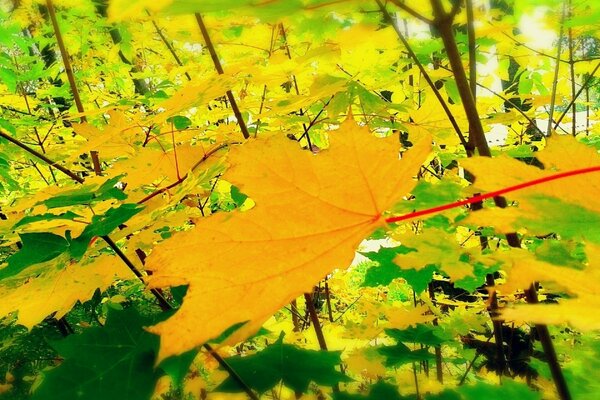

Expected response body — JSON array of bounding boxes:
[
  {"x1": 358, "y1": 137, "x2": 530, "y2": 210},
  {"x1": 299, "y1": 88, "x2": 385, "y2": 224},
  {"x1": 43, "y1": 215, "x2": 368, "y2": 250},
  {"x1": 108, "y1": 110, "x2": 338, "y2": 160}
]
[{"x1": 0, "y1": 0, "x2": 599, "y2": 399}]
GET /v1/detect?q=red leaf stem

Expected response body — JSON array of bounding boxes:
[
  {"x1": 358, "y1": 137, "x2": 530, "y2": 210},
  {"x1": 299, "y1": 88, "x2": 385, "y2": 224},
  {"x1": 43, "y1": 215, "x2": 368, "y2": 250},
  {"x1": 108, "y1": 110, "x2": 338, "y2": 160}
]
[{"x1": 385, "y1": 165, "x2": 600, "y2": 224}]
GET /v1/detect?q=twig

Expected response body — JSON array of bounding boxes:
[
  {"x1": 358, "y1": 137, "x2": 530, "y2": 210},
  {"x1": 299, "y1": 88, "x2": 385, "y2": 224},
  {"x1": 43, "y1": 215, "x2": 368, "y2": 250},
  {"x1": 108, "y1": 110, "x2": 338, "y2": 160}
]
[
  {"x1": 546, "y1": 2, "x2": 567, "y2": 136},
  {"x1": 376, "y1": 0, "x2": 470, "y2": 152},
  {"x1": 46, "y1": 0, "x2": 86, "y2": 122},
  {"x1": 136, "y1": 142, "x2": 232, "y2": 205},
  {"x1": 1, "y1": 129, "x2": 257, "y2": 399},
  {"x1": 388, "y1": 0, "x2": 433, "y2": 24},
  {"x1": 148, "y1": 15, "x2": 192, "y2": 81},
  {"x1": 195, "y1": 13, "x2": 250, "y2": 139},
  {"x1": 458, "y1": 335, "x2": 492, "y2": 385},
  {"x1": 0, "y1": 129, "x2": 83, "y2": 183},
  {"x1": 524, "y1": 285, "x2": 572, "y2": 400}
]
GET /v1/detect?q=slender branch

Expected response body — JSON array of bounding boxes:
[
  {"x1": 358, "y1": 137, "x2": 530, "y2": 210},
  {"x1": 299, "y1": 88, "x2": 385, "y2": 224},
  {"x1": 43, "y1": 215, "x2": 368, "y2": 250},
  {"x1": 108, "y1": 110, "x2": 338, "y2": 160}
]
[
  {"x1": 466, "y1": 0, "x2": 476, "y2": 98},
  {"x1": 0, "y1": 104, "x2": 52, "y2": 120},
  {"x1": 458, "y1": 335, "x2": 492, "y2": 385},
  {"x1": 428, "y1": 283, "x2": 444, "y2": 383},
  {"x1": 324, "y1": 280, "x2": 334, "y2": 323},
  {"x1": 466, "y1": 0, "x2": 477, "y2": 151},
  {"x1": 195, "y1": 13, "x2": 250, "y2": 139},
  {"x1": 376, "y1": 0, "x2": 469, "y2": 152},
  {"x1": 485, "y1": 274, "x2": 507, "y2": 375},
  {"x1": 303, "y1": 291, "x2": 339, "y2": 393},
  {"x1": 279, "y1": 23, "x2": 313, "y2": 145},
  {"x1": 524, "y1": 286, "x2": 572, "y2": 400},
  {"x1": 546, "y1": 2, "x2": 567, "y2": 136},
  {"x1": 136, "y1": 142, "x2": 233, "y2": 205},
  {"x1": 253, "y1": 24, "x2": 278, "y2": 137},
  {"x1": 1, "y1": 127, "x2": 257, "y2": 398},
  {"x1": 90, "y1": 150, "x2": 102, "y2": 176},
  {"x1": 45, "y1": 0, "x2": 86, "y2": 122},
  {"x1": 0, "y1": 129, "x2": 83, "y2": 183},
  {"x1": 388, "y1": 0, "x2": 433, "y2": 24},
  {"x1": 567, "y1": 0, "x2": 576, "y2": 136},
  {"x1": 499, "y1": 30, "x2": 569, "y2": 64},
  {"x1": 304, "y1": 292, "x2": 328, "y2": 351},
  {"x1": 148, "y1": 14, "x2": 192, "y2": 82}
]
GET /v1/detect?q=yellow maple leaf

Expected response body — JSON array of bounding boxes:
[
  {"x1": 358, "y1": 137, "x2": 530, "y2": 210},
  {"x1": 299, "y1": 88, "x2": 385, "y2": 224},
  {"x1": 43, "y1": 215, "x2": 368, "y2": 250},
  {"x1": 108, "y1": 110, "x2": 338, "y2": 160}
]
[
  {"x1": 498, "y1": 245, "x2": 600, "y2": 331},
  {"x1": 460, "y1": 134, "x2": 600, "y2": 213},
  {"x1": 0, "y1": 254, "x2": 132, "y2": 328},
  {"x1": 146, "y1": 117, "x2": 431, "y2": 360},
  {"x1": 460, "y1": 135, "x2": 600, "y2": 242}
]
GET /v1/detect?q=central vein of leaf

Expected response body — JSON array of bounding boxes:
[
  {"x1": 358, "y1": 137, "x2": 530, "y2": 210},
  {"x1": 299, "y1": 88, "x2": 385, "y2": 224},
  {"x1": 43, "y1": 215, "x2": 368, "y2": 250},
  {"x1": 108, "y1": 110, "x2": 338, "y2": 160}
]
[{"x1": 385, "y1": 165, "x2": 600, "y2": 224}]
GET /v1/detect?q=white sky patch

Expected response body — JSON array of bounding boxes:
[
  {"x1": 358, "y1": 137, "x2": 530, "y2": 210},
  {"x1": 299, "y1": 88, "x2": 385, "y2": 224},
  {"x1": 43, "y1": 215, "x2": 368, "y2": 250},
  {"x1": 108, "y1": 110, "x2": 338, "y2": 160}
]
[{"x1": 519, "y1": 8, "x2": 557, "y2": 50}]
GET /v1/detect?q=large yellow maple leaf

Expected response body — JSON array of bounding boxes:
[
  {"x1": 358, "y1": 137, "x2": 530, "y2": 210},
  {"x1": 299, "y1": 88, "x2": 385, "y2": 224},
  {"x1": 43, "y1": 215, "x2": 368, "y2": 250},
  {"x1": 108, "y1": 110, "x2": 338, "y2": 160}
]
[{"x1": 146, "y1": 118, "x2": 430, "y2": 360}]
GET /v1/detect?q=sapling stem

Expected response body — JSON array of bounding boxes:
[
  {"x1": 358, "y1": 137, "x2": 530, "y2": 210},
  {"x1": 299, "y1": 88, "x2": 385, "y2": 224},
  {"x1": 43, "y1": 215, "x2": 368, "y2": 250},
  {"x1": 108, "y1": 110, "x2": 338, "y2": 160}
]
[{"x1": 195, "y1": 13, "x2": 250, "y2": 139}]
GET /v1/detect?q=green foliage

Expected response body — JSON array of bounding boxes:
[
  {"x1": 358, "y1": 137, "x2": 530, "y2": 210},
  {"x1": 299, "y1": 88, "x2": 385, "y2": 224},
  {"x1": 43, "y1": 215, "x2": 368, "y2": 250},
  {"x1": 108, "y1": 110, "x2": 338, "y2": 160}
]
[
  {"x1": 333, "y1": 381, "x2": 405, "y2": 400},
  {"x1": 2, "y1": 233, "x2": 69, "y2": 279},
  {"x1": 0, "y1": 0, "x2": 599, "y2": 398},
  {"x1": 216, "y1": 333, "x2": 351, "y2": 393},
  {"x1": 385, "y1": 324, "x2": 451, "y2": 347},
  {"x1": 362, "y1": 246, "x2": 439, "y2": 293},
  {"x1": 31, "y1": 307, "x2": 195, "y2": 400}
]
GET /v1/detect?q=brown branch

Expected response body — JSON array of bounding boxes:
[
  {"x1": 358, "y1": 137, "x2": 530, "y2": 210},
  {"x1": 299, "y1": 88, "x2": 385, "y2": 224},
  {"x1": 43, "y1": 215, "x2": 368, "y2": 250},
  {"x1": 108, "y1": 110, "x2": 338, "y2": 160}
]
[
  {"x1": 0, "y1": 128, "x2": 83, "y2": 183},
  {"x1": 567, "y1": 0, "x2": 576, "y2": 136},
  {"x1": 1, "y1": 126, "x2": 257, "y2": 399},
  {"x1": 136, "y1": 142, "x2": 233, "y2": 205},
  {"x1": 554, "y1": 61, "x2": 600, "y2": 131},
  {"x1": 466, "y1": 0, "x2": 476, "y2": 98},
  {"x1": 195, "y1": 13, "x2": 250, "y2": 139},
  {"x1": 524, "y1": 286, "x2": 572, "y2": 400},
  {"x1": 547, "y1": 3, "x2": 567, "y2": 136},
  {"x1": 46, "y1": 0, "x2": 86, "y2": 122},
  {"x1": 388, "y1": 0, "x2": 433, "y2": 24},
  {"x1": 496, "y1": 30, "x2": 600, "y2": 65},
  {"x1": 148, "y1": 15, "x2": 192, "y2": 82}
]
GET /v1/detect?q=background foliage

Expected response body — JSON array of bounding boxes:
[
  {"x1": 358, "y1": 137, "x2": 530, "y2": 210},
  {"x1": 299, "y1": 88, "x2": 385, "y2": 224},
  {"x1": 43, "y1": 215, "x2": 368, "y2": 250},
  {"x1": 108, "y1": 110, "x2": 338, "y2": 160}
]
[{"x1": 0, "y1": 0, "x2": 599, "y2": 399}]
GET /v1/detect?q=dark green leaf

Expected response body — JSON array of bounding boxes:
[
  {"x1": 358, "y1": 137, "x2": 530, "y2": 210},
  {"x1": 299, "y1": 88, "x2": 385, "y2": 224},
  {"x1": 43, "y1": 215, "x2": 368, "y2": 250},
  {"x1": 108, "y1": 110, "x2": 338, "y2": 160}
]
[
  {"x1": 385, "y1": 324, "x2": 451, "y2": 346},
  {"x1": 31, "y1": 308, "x2": 161, "y2": 400},
  {"x1": 13, "y1": 211, "x2": 82, "y2": 228},
  {"x1": 333, "y1": 381, "x2": 405, "y2": 400},
  {"x1": 158, "y1": 349, "x2": 197, "y2": 389},
  {"x1": 69, "y1": 204, "x2": 144, "y2": 259},
  {"x1": 378, "y1": 342, "x2": 434, "y2": 367},
  {"x1": 216, "y1": 332, "x2": 351, "y2": 393},
  {"x1": 0, "y1": 233, "x2": 69, "y2": 280},
  {"x1": 230, "y1": 185, "x2": 248, "y2": 206},
  {"x1": 42, "y1": 176, "x2": 126, "y2": 209},
  {"x1": 362, "y1": 246, "x2": 436, "y2": 292},
  {"x1": 168, "y1": 115, "x2": 192, "y2": 130}
]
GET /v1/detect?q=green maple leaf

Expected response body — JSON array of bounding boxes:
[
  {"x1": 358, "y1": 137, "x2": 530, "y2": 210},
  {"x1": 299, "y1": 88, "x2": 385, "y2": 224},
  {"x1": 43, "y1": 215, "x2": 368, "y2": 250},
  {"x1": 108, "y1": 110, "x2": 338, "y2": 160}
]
[
  {"x1": 1, "y1": 232, "x2": 69, "y2": 280},
  {"x1": 362, "y1": 246, "x2": 436, "y2": 293},
  {"x1": 41, "y1": 175, "x2": 126, "y2": 209},
  {"x1": 385, "y1": 324, "x2": 451, "y2": 347},
  {"x1": 0, "y1": 204, "x2": 143, "y2": 280},
  {"x1": 13, "y1": 211, "x2": 82, "y2": 228},
  {"x1": 216, "y1": 332, "x2": 351, "y2": 394},
  {"x1": 378, "y1": 342, "x2": 434, "y2": 367},
  {"x1": 68, "y1": 203, "x2": 144, "y2": 259},
  {"x1": 31, "y1": 307, "x2": 195, "y2": 400}
]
